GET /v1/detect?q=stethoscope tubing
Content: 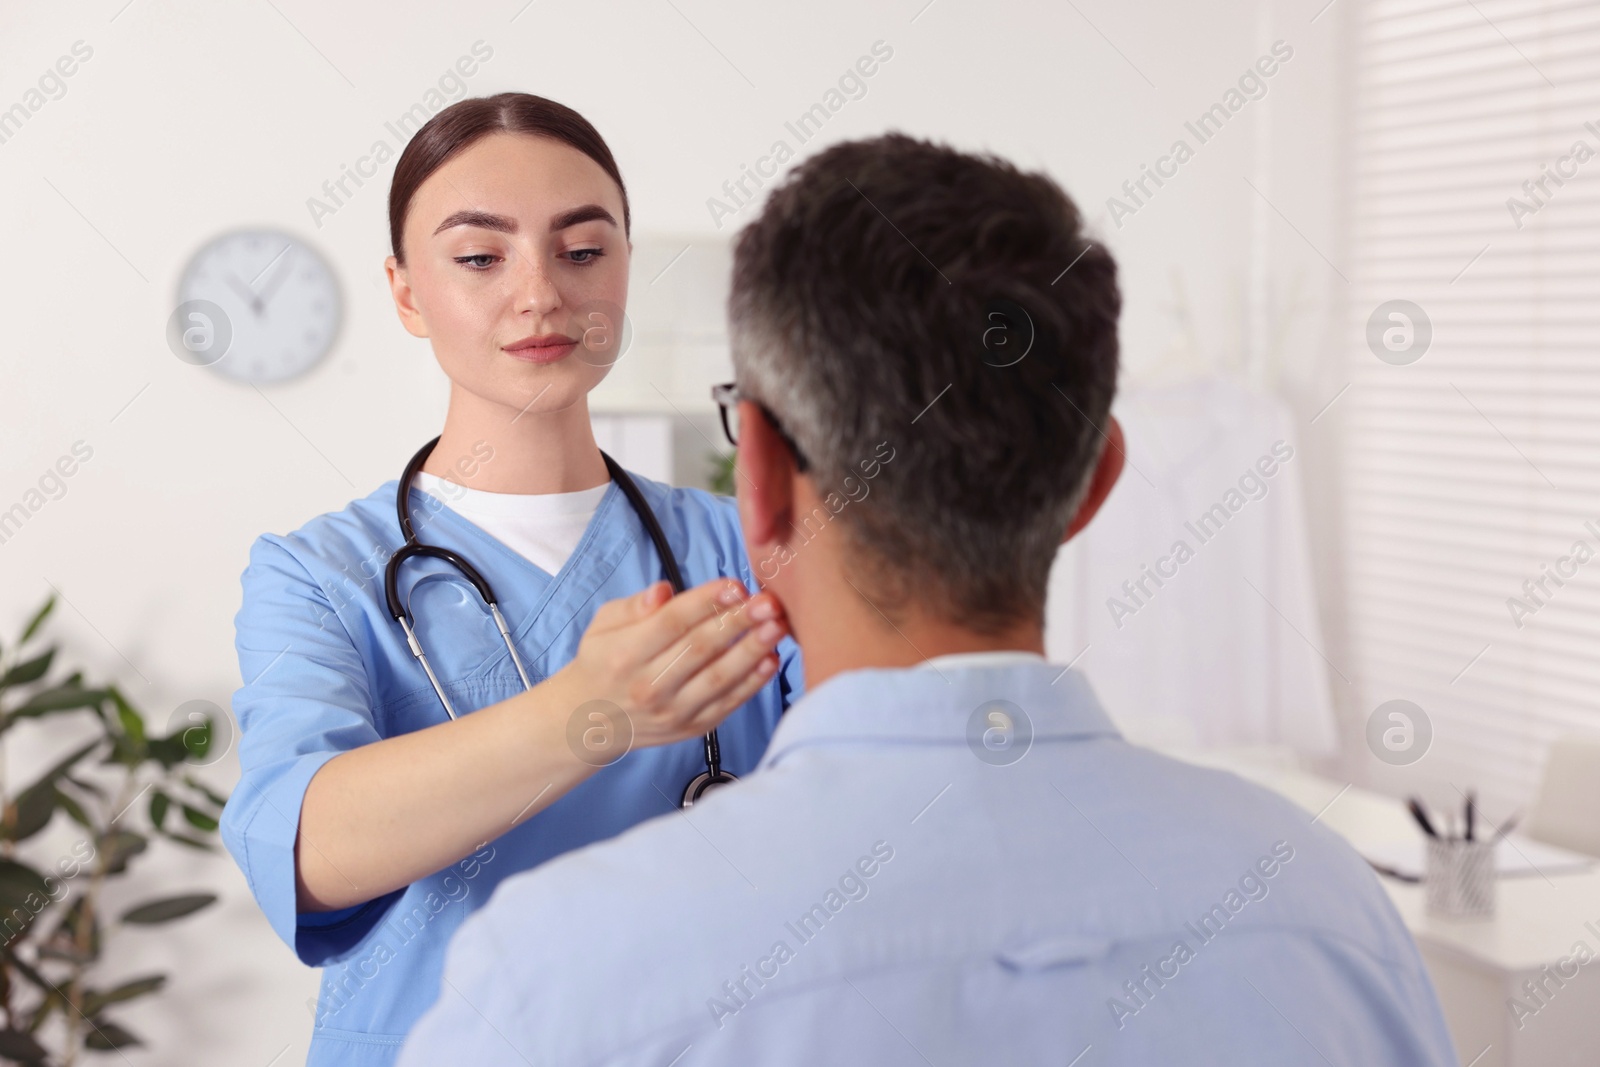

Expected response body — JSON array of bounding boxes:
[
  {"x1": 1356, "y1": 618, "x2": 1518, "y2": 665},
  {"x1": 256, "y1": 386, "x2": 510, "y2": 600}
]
[{"x1": 385, "y1": 436, "x2": 733, "y2": 806}]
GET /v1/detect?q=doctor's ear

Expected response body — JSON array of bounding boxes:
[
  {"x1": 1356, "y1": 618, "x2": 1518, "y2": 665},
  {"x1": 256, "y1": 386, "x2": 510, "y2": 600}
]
[
  {"x1": 1062, "y1": 414, "x2": 1125, "y2": 544},
  {"x1": 385, "y1": 255, "x2": 430, "y2": 339}
]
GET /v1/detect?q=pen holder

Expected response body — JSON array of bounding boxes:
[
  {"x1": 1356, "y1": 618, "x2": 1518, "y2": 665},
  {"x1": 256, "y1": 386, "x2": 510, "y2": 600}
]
[{"x1": 1424, "y1": 837, "x2": 1495, "y2": 919}]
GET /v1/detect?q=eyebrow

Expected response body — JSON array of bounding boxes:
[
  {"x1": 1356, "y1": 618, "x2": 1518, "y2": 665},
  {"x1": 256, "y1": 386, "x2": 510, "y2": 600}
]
[
  {"x1": 548, "y1": 204, "x2": 617, "y2": 232},
  {"x1": 431, "y1": 204, "x2": 618, "y2": 237}
]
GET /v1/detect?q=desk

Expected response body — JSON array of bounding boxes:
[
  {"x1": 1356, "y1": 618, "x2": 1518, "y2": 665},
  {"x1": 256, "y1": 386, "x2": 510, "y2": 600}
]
[{"x1": 1163, "y1": 747, "x2": 1600, "y2": 1067}]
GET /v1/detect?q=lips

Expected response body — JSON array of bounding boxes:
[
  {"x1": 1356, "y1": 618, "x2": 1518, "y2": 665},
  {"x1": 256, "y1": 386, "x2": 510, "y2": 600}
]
[{"x1": 503, "y1": 334, "x2": 579, "y2": 364}]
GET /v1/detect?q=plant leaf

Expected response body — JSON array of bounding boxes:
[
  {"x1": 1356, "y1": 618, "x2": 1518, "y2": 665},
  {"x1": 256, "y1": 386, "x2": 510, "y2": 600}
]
[
  {"x1": 0, "y1": 860, "x2": 52, "y2": 940},
  {"x1": 183, "y1": 774, "x2": 231, "y2": 809},
  {"x1": 111, "y1": 689, "x2": 145, "y2": 745},
  {"x1": 27, "y1": 986, "x2": 65, "y2": 1035},
  {"x1": 2, "y1": 944, "x2": 56, "y2": 991},
  {"x1": 120, "y1": 893, "x2": 216, "y2": 925},
  {"x1": 101, "y1": 830, "x2": 147, "y2": 876},
  {"x1": 40, "y1": 895, "x2": 99, "y2": 964},
  {"x1": 3, "y1": 782, "x2": 56, "y2": 844},
  {"x1": 18, "y1": 596, "x2": 56, "y2": 645},
  {"x1": 54, "y1": 787, "x2": 92, "y2": 830},
  {"x1": 159, "y1": 829, "x2": 215, "y2": 852},
  {"x1": 12, "y1": 676, "x2": 106, "y2": 719},
  {"x1": 63, "y1": 773, "x2": 106, "y2": 800},
  {"x1": 4, "y1": 739, "x2": 103, "y2": 843},
  {"x1": 145, "y1": 735, "x2": 189, "y2": 770},
  {"x1": 0, "y1": 860, "x2": 51, "y2": 909},
  {"x1": 0, "y1": 1026, "x2": 49, "y2": 1061},
  {"x1": 83, "y1": 1018, "x2": 140, "y2": 1051},
  {"x1": 25, "y1": 738, "x2": 102, "y2": 793},
  {"x1": 177, "y1": 716, "x2": 213, "y2": 760},
  {"x1": 180, "y1": 804, "x2": 218, "y2": 832},
  {"x1": 149, "y1": 791, "x2": 169, "y2": 831},
  {"x1": 81, "y1": 974, "x2": 166, "y2": 1017},
  {"x1": 0, "y1": 650, "x2": 54, "y2": 690}
]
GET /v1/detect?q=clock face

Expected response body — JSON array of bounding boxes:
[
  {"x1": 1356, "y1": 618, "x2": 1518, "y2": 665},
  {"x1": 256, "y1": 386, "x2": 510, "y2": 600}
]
[{"x1": 175, "y1": 229, "x2": 341, "y2": 384}]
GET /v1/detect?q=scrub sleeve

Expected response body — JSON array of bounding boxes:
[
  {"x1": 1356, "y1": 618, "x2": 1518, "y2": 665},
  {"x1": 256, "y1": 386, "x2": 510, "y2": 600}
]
[{"x1": 220, "y1": 535, "x2": 404, "y2": 967}]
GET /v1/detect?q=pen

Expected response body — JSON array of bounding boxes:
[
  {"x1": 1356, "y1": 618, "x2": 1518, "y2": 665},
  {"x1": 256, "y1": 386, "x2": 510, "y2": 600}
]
[
  {"x1": 1465, "y1": 791, "x2": 1475, "y2": 842},
  {"x1": 1408, "y1": 797, "x2": 1439, "y2": 839},
  {"x1": 1367, "y1": 860, "x2": 1421, "y2": 884}
]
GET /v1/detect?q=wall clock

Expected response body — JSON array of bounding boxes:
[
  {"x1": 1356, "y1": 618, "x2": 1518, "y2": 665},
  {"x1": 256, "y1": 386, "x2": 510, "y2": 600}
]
[{"x1": 173, "y1": 229, "x2": 341, "y2": 384}]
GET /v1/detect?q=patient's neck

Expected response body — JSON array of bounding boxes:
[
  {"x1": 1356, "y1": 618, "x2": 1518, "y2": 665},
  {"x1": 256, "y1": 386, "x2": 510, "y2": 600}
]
[{"x1": 788, "y1": 578, "x2": 1045, "y2": 691}]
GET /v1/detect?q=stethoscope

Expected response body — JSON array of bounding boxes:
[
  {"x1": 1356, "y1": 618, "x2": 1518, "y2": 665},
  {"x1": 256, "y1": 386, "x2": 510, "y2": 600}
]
[{"x1": 384, "y1": 436, "x2": 737, "y2": 808}]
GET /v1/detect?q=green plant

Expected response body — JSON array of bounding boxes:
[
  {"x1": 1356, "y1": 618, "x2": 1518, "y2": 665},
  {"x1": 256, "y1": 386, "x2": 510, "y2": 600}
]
[
  {"x1": 0, "y1": 596, "x2": 228, "y2": 1065},
  {"x1": 707, "y1": 449, "x2": 736, "y2": 497}
]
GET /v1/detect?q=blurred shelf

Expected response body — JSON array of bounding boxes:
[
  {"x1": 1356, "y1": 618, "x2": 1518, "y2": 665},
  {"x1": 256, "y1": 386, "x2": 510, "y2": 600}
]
[{"x1": 591, "y1": 235, "x2": 734, "y2": 416}]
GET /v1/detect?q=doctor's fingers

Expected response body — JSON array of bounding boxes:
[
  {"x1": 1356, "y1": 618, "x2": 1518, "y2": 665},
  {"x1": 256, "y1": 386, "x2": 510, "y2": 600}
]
[
  {"x1": 587, "y1": 579, "x2": 674, "y2": 632},
  {"x1": 643, "y1": 614, "x2": 780, "y2": 723},
  {"x1": 587, "y1": 578, "x2": 741, "y2": 646},
  {"x1": 668, "y1": 635, "x2": 783, "y2": 738},
  {"x1": 624, "y1": 580, "x2": 778, "y2": 668},
  {"x1": 633, "y1": 589, "x2": 785, "y2": 694}
]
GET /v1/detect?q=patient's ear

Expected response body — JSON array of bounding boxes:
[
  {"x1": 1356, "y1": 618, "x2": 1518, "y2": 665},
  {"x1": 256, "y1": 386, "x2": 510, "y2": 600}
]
[
  {"x1": 1062, "y1": 414, "x2": 1125, "y2": 543},
  {"x1": 735, "y1": 401, "x2": 796, "y2": 561}
]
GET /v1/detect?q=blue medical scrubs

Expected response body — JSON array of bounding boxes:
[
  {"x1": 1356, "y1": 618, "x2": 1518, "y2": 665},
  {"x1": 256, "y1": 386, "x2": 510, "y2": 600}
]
[{"x1": 219, "y1": 470, "x2": 802, "y2": 1067}]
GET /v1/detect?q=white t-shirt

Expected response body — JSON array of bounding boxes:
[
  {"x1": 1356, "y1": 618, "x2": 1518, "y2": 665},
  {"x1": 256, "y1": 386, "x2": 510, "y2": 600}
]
[{"x1": 414, "y1": 471, "x2": 610, "y2": 577}]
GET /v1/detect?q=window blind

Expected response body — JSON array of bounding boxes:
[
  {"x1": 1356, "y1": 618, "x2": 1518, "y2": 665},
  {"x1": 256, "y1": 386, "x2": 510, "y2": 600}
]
[{"x1": 1347, "y1": 0, "x2": 1600, "y2": 809}]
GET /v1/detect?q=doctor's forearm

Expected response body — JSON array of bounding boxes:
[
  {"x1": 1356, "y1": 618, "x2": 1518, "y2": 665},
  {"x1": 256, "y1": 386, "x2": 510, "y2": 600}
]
[
  {"x1": 294, "y1": 669, "x2": 601, "y2": 912},
  {"x1": 292, "y1": 580, "x2": 785, "y2": 912}
]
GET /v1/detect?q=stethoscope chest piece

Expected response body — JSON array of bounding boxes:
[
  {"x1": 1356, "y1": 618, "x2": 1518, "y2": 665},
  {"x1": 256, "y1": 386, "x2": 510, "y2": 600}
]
[{"x1": 681, "y1": 769, "x2": 739, "y2": 809}]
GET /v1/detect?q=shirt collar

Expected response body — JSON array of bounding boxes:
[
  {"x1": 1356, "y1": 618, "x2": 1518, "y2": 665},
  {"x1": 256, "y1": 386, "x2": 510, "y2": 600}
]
[
  {"x1": 759, "y1": 661, "x2": 1120, "y2": 770},
  {"x1": 917, "y1": 649, "x2": 1049, "y2": 671}
]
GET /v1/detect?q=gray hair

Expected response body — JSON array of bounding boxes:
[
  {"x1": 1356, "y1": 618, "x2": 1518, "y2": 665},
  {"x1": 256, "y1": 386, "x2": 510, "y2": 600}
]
[{"x1": 729, "y1": 134, "x2": 1120, "y2": 630}]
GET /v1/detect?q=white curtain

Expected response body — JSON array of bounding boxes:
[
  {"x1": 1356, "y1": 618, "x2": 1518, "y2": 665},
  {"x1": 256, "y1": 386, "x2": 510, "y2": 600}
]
[{"x1": 1046, "y1": 377, "x2": 1337, "y2": 757}]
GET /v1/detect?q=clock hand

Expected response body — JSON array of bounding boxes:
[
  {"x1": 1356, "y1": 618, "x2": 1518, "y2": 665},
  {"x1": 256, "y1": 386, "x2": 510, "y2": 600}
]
[
  {"x1": 224, "y1": 273, "x2": 263, "y2": 316},
  {"x1": 253, "y1": 246, "x2": 295, "y2": 312}
]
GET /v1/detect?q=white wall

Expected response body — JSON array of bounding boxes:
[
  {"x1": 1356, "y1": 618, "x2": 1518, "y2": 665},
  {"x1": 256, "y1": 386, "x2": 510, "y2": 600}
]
[{"x1": 0, "y1": 1, "x2": 1349, "y2": 1062}]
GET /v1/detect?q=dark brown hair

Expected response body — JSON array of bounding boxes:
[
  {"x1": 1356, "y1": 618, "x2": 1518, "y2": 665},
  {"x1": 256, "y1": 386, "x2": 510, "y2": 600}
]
[{"x1": 387, "y1": 92, "x2": 630, "y2": 264}]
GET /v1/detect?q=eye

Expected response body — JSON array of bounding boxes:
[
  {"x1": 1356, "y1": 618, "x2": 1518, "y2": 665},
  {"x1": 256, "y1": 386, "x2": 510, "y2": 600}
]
[
  {"x1": 453, "y1": 254, "x2": 500, "y2": 271},
  {"x1": 565, "y1": 247, "x2": 604, "y2": 265}
]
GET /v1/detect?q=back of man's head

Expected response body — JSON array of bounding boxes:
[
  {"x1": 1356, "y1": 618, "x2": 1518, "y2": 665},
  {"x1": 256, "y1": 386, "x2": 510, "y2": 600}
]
[{"x1": 730, "y1": 133, "x2": 1122, "y2": 631}]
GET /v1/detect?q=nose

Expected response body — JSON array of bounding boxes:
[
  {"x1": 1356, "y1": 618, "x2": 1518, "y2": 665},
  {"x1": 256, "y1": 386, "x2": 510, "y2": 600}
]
[{"x1": 512, "y1": 253, "x2": 562, "y2": 319}]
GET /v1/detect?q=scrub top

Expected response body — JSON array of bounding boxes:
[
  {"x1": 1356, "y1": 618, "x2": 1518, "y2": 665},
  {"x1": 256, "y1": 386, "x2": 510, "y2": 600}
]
[{"x1": 219, "y1": 470, "x2": 802, "y2": 1067}]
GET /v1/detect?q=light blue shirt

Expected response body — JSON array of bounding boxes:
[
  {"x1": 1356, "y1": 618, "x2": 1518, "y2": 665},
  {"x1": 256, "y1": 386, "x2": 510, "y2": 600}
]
[
  {"x1": 219, "y1": 472, "x2": 802, "y2": 1067},
  {"x1": 399, "y1": 656, "x2": 1457, "y2": 1066}
]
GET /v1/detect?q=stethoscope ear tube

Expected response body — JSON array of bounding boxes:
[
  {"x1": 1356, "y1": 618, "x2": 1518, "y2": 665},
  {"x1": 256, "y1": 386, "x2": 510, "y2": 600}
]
[
  {"x1": 386, "y1": 436, "x2": 505, "y2": 617},
  {"x1": 395, "y1": 436, "x2": 440, "y2": 544},
  {"x1": 601, "y1": 452, "x2": 686, "y2": 593}
]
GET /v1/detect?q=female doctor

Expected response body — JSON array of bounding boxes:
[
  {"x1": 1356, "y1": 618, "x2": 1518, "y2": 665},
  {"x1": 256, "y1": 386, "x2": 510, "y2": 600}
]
[{"x1": 219, "y1": 93, "x2": 802, "y2": 1067}]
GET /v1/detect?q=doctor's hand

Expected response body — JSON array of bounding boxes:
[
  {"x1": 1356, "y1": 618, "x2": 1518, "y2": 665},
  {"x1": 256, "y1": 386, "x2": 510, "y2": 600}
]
[{"x1": 554, "y1": 579, "x2": 789, "y2": 751}]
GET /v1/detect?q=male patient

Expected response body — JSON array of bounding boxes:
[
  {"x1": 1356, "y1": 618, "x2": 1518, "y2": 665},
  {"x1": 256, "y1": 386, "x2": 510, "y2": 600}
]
[{"x1": 399, "y1": 135, "x2": 1456, "y2": 1065}]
